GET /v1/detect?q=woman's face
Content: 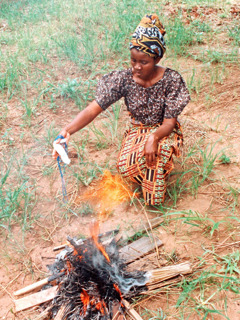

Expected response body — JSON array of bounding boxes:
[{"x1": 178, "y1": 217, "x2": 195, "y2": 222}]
[{"x1": 130, "y1": 48, "x2": 160, "y2": 80}]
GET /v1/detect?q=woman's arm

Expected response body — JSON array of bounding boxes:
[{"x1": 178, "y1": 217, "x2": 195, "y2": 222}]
[
  {"x1": 144, "y1": 118, "x2": 177, "y2": 167},
  {"x1": 52, "y1": 100, "x2": 103, "y2": 159}
]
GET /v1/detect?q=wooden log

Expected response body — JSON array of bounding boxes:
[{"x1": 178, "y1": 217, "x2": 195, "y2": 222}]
[
  {"x1": 120, "y1": 236, "x2": 163, "y2": 264},
  {"x1": 122, "y1": 299, "x2": 143, "y2": 320},
  {"x1": 14, "y1": 286, "x2": 58, "y2": 312}
]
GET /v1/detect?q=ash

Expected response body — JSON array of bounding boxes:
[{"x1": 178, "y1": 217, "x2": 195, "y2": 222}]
[{"x1": 48, "y1": 237, "x2": 148, "y2": 319}]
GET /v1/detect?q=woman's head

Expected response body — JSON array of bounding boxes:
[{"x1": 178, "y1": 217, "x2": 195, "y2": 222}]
[{"x1": 130, "y1": 14, "x2": 166, "y2": 59}]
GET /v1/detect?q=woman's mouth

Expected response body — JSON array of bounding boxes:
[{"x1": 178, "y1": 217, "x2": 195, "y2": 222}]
[{"x1": 134, "y1": 70, "x2": 141, "y2": 76}]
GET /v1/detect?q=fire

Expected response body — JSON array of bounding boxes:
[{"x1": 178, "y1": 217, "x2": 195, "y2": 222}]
[
  {"x1": 95, "y1": 301, "x2": 107, "y2": 315},
  {"x1": 80, "y1": 289, "x2": 90, "y2": 314},
  {"x1": 90, "y1": 221, "x2": 110, "y2": 263},
  {"x1": 48, "y1": 229, "x2": 148, "y2": 319},
  {"x1": 76, "y1": 170, "x2": 136, "y2": 220},
  {"x1": 113, "y1": 283, "x2": 123, "y2": 302}
]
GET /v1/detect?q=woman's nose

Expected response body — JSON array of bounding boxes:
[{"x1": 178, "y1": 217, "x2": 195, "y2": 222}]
[{"x1": 135, "y1": 63, "x2": 141, "y2": 70}]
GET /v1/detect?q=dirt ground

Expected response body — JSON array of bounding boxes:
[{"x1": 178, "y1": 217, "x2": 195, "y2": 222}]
[{"x1": 0, "y1": 3, "x2": 240, "y2": 320}]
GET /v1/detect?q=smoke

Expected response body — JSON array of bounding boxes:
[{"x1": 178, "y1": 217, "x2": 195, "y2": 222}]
[{"x1": 48, "y1": 236, "x2": 149, "y2": 319}]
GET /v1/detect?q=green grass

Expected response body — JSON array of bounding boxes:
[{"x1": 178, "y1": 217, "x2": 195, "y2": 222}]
[
  {"x1": 167, "y1": 140, "x2": 221, "y2": 205},
  {"x1": 0, "y1": 0, "x2": 239, "y2": 318},
  {"x1": 0, "y1": 156, "x2": 36, "y2": 231}
]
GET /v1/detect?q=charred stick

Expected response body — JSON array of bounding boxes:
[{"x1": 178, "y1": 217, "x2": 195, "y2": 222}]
[{"x1": 53, "y1": 229, "x2": 119, "y2": 252}]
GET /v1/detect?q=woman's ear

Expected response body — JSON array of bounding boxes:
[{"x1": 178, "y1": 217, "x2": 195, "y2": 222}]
[{"x1": 155, "y1": 56, "x2": 161, "y2": 64}]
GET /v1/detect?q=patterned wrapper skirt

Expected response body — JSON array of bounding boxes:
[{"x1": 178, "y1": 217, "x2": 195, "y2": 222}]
[{"x1": 117, "y1": 121, "x2": 183, "y2": 206}]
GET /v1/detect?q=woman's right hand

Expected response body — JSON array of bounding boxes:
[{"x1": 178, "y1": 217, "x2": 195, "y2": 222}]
[{"x1": 52, "y1": 129, "x2": 70, "y2": 160}]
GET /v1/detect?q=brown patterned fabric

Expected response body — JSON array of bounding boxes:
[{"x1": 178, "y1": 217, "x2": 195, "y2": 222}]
[
  {"x1": 95, "y1": 68, "x2": 190, "y2": 125},
  {"x1": 117, "y1": 122, "x2": 183, "y2": 205}
]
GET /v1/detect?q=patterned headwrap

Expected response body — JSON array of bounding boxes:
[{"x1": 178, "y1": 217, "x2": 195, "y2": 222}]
[{"x1": 130, "y1": 14, "x2": 166, "y2": 58}]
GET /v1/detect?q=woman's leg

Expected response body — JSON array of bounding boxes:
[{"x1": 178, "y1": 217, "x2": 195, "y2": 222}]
[{"x1": 117, "y1": 123, "x2": 183, "y2": 205}]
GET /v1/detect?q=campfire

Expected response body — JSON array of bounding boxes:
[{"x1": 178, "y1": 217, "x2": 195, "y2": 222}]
[
  {"x1": 14, "y1": 217, "x2": 192, "y2": 319},
  {"x1": 48, "y1": 222, "x2": 148, "y2": 319}
]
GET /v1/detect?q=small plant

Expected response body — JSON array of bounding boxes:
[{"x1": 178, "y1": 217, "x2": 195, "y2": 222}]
[
  {"x1": 219, "y1": 153, "x2": 231, "y2": 164},
  {"x1": 78, "y1": 202, "x2": 94, "y2": 216},
  {"x1": 215, "y1": 251, "x2": 240, "y2": 276},
  {"x1": 0, "y1": 159, "x2": 36, "y2": 231},
  {"x1": 166, "y1": 18, "x2": 197, "y2": 56},
  {"x1": 191, "y1": 20, "x2": 212, "y2": 33},
  {"x1": 228, "y1": 24, "x2": 240, "y2": 46}
]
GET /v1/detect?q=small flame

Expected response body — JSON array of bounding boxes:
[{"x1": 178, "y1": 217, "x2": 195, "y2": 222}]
[
  {"x1": 90, "y1": 221, "x2": 110, "y2": 263},
  {"x1": 80, "y1": 289, "x2": 90, "y2": 314},
  {"x1": 95, "y1": 301, "x2": 107, "y2": 315},
  {"x1": 66, "y1": 260, "x2": 73, "y2": 272},
  {"x1": 113, "y1": 283, "x2": 123, "y2": 302}
]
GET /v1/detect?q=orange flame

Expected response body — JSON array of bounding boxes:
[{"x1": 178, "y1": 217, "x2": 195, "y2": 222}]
[
  {"x1": 76, "y1": 170, "x2": 135, "y2": 221},
  {"x1": 95, "y1": 301, "x2": 107, "y2": 315},
  {"x1": 80, "y1": 289, "x2": 90, "y2": 314},
  {"x1": 113, "y1": 283, "x2": 123, "y2": 301},
  {"x1": 90, "y1": 221, "x2": 110, "y2": 263}
]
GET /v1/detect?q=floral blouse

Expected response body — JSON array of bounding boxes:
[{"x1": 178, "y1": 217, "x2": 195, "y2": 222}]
[{"x1": 95, "y1": 68, "x2": 190, "y2": 125}]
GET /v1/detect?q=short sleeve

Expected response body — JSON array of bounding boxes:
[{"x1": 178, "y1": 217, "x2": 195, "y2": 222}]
[
  {"x1": 95, "y1": 70, "x2": 126, "y2": 110},
  {"x1": 164, "y1": 71, "x2": 190, "y2": 119}
]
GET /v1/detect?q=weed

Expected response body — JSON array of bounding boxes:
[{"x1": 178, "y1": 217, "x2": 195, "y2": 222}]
[
  {"x1": 191, "y1": 20, "x2": 212, "y2": 33},
  {"x1": 41, "y1": 78, "x2": 97, "y2": 109},
  {"x1": 196, "y1": 49, "x2": 239, "y2": 64},
  {"x1": 165, "y1": 210, "x2": 225, "y2": 237},
  {"x1": 219, "y1": 153, "x2": 231, "y2": 164},
  {"x1": 77, "y1": 202, "x2": 94, "y2": 216},
  {"x1": 167, "y1": 141, "x2": 220, "y2": 204},
  {"x1": 186, "y1": 68, "x2": 202, "y2": 95},
  {"x1": 176, "y1": 268, "x2": 233, "y2": 319},
  {"x1": 44, "y1": 122, "x2": 59, "y2": 147},
  {"x1": 20, "y1": 97, "x2": 38, "y2": 127},
  {"x1": 215, "y1": 251, "x2": 240, "y2": 276},
  {"x1": 166, "y1": 18, "x2": 202, "y2": 56},
  {"x1": 228, "y1": 23, "x2": 240, "y2": 46},
  {"x1": 1, "y1": 128, "x2": 14, "y2": 146},
  {"x1": 70, "y1": 161, "x2": 103, "y2": 187},
  {"x1": 42, "y1": 164, "x2": 55, "y2": 176},
  {"x1": 0, "y1": 157, "x2": 36, "y2": 231}
]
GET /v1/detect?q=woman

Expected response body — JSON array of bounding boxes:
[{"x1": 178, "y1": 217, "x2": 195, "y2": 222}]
[{"x1": 53, "y1": 14, "x2": 190, "y2": 206}]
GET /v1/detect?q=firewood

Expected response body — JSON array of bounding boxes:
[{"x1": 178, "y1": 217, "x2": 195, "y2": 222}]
[
  {"x1": 14, "y1": 236, "x2": 162, "y2": 299},
  {"x1": 120, "y1": 236, "x2": 163, "y2": 264},
  {"x1": 147, "y1": 262, "x2": 192, "y2": 285},
  {"x1": 123, "y1": 299, "x2": 144, "y2": 320},
  {"x1": 14, "y1": 286, "x2": 58, "y2": 312},
  {"x1": 53, "y1": 229, "x2": 119, "y2": 251},
  {"x1": 14, "y1": 272, "x2": 65, "y2": 297},
  {"x1": 14, "y1": 236, "x2": 164, "y2": 313},
  {"x1": 146, "y1": 261, "x2": 192, "y2": 288},
  {"x1": 54, "y1": 305, "x2": 69, "y2": 320}
]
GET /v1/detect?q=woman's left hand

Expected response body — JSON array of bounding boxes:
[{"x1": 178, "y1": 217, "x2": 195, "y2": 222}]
[{"x1": 144, "y1": 134, "x2": 159, "y2": 168}]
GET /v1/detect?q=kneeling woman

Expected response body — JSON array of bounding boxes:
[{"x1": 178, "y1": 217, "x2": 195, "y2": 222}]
[{"x1": 52, "y1": 14, "x2": 190, "y2": 206}]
